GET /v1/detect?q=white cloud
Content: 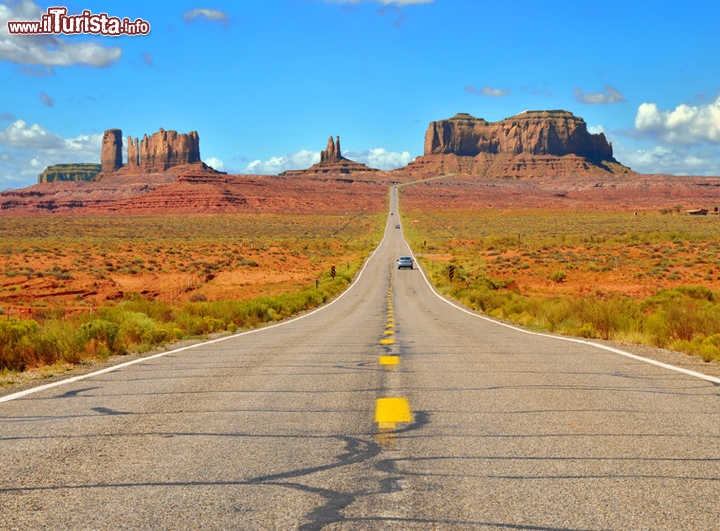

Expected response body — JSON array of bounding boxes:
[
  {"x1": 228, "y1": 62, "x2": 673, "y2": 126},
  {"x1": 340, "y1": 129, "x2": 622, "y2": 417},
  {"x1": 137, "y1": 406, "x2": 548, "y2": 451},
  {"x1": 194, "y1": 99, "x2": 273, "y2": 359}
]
[
  {"x1": 345, "y1": 148, "x2": 413, "y2": 170},
  {"x1": 0, "y1": 120, "x2": 64, "y2": 149},
  {"x1": 204, "y1": 157, "x2": 225, "y2": 171},
  {"x1": 242, "y1": 150, "x2": 320, "y2": 175},
  {"x1": 635, "y1": 96, "x2": 720, "y2": 145},
  {"x1": 183, "y1": 8, "x2": 228, "y2": 23},
  {"x1": 613, "y1": 143, "x2": 720, "y2": 176},
  {"x1": 241, "y1": 147, "x2": 414, "y2": 174},
  {"x1": 574, "y1": 86, "x2": 625, "y2": 105},
  {"x1": 0, "y1": 0, "x2": 122, "y2": 67},
  {"x1": 0, "y1": 119, "x2": 101, "y2": 188},
  {"x1": 465, "y1": 85, "x2": 511, "y2": 97}
]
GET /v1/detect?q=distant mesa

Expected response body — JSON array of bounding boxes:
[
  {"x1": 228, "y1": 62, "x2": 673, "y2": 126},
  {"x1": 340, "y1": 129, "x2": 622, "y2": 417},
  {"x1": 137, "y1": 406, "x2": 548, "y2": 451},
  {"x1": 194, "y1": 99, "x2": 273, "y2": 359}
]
[
  {"x1": 38, "y1": 163, "x2": 102, "y2": 184},
  {"x1": 99, "y1": 127, "x2": 218, "y2": 176},
  {"x1": 281, "y1": 135, "x2": 379, "y2": 176},
  {"x1": 403, "y1": 110, "x2": 633, "y2": 177}
]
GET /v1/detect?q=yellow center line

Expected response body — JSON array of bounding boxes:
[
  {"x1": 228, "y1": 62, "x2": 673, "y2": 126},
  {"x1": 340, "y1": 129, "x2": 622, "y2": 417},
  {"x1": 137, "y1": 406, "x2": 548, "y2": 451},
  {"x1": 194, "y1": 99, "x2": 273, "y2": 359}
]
[
  {"x1": 380, "y1": 338, "x2": 394, "y2": 345},
  {"x1": 379, "y1": 355, "x2": 399, "y2": 365},
  {"x1": 375, "y1": 397, "x2": 412, "y2": 429}
]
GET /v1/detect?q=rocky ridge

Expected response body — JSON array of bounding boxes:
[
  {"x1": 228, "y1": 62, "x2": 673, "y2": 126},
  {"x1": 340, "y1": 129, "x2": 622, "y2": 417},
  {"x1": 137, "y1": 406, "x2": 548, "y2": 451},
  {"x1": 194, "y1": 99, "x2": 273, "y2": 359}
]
[{"x1": 100, "y1": 128, "x2": 203, "y2": 175}]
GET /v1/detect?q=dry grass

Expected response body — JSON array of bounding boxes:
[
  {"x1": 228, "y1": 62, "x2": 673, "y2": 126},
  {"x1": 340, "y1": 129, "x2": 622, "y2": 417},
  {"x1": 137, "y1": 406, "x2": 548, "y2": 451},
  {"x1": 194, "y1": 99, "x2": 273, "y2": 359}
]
[{"x1": 403, "y1": 209, "x2": 720, "y2": 362}]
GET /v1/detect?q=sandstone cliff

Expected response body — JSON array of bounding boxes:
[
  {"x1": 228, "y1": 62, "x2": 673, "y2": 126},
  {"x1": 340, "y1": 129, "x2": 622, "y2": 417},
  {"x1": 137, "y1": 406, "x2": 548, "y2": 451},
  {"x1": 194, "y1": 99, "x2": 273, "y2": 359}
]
[
  {"x1": 127, "y1": 128, "x2": 201, "y2": 172},
  {"x1": 405, "y1": 110, "x2": 632, "y2": 177},
  {"x1": 37, "y1": 163, "x2": 102, "y2": 183},
  {"x1": 98, "y1": 127, "x2": 203, "y2": 176}
]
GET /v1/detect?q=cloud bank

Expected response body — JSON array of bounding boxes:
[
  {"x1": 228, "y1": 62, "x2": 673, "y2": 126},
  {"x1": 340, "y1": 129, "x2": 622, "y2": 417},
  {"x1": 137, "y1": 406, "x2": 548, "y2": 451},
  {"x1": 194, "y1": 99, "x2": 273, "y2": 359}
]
[
  {"x1": 0, "y1": 119, "x2": 101, "y2": 187},
  {"x1": 203, "y1": 157, "x2": 225, "y2": 172},
  {"x1": 242, "y1": 147, "x2": 413, "y2": 174},
  {"x1": 243, "y1": 150, "x2": 320, "y2": 175},
  {"x1": 0, "y1": 1, "x2": 122, "y2": 67},
  {"x1": 614, "y1": 143, "x2": 720, "y2": 176},
  {"x1": 635, "y1": 96, "x2": 720, "y2": 145}
]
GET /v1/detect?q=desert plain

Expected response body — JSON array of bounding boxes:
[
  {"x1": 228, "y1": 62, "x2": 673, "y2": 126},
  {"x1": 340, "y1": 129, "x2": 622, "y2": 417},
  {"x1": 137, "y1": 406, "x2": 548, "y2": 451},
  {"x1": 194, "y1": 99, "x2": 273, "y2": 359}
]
[{"x1": 3, "y1": 110, "x2": 720, "y2": 383}]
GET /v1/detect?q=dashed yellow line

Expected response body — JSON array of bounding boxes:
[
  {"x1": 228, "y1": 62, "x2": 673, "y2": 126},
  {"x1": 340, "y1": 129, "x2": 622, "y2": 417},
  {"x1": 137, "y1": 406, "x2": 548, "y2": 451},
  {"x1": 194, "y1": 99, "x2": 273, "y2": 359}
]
[
  {"x1": 380, "y1": 338, "x2": 394, "y2": 345},
  {"x1": 379, "y1": 355, "x2": 399, "y2": 366},
  {"x1": 376, "y1": 397, "x2": 412, "y2": 429}
]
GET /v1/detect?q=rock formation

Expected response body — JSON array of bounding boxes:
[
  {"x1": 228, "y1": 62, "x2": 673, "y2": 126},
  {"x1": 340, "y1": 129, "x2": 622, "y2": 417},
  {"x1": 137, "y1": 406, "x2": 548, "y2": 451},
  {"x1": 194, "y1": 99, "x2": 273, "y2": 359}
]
[
  {"x1": 101, "y1": 129, "x2": 123, "y2": 172},
  {"x1": 126, "y1": 128, "x2": 201, "y2": 172},
  {"x1": 403, "y1": 110, "x2": 633, "y2": 177},
  {"x1": 37, "y1": 163, "x2": 102, "y2": 183},
  {"x1": 281, "y1": 135, "x2": 379, "y2": 176},
  {"x1": 97, "y1": 127, "x2": 203, "y2": 175},
  {"x1": 424, "y1": 111, "x2": 613, "y2": 159},
  {"x1": 321, "y1": 136, "x2": 342, "y2": 162},
  {"x1": 127, "y1": 136, "x2": 139, "y2": 168}
]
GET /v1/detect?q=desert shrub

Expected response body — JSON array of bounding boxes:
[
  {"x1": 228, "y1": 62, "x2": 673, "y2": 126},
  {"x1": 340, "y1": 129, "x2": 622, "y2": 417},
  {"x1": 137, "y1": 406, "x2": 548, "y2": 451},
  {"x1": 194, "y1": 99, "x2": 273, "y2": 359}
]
[
  {"x1": 0, "y1": 318, "x2": 40, "y2": 371},
  {"x1": 549, "y1": 270, "x2": 567, "y2": 283},
  {"x1": 76, "y1": 319, "x2": 120, "y2": 352},
  {"x1": 0, "y1": 243, "x2": 371, "y2": 374},
  {"x1": 114, "y1": 311, "x2": 163, "y2": 346}
]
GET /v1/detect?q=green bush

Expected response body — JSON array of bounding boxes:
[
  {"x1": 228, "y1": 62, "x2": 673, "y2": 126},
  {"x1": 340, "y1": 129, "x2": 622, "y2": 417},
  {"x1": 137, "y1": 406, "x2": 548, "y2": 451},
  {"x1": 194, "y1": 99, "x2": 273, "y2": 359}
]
[{"x1": 549, "y1": 270, "x2": 567, "y2": 283}]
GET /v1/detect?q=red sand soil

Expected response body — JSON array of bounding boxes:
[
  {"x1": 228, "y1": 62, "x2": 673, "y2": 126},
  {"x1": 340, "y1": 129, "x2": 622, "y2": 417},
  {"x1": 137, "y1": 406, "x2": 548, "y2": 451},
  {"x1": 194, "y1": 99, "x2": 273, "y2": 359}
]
[{"x1": 4, "y1": 168, "x2": 720, "y2": 314}]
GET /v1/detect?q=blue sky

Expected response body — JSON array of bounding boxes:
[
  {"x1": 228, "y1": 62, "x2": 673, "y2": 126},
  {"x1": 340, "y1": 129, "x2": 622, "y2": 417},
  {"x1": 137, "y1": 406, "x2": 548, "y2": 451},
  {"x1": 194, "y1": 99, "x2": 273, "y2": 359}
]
[{"x1": 1, "y1": 0, "x2": 720, "y2": 188}]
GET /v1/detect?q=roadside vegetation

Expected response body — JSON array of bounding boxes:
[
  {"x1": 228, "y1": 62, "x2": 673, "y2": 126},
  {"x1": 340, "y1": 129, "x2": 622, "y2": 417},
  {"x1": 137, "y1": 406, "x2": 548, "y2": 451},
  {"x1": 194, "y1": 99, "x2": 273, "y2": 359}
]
[
  {"x1": 0, "y1": 213, "x2": 383, "y2": 377},
  {"x1": 402, "y1": 209, "x2": 720, "y2": 363}
]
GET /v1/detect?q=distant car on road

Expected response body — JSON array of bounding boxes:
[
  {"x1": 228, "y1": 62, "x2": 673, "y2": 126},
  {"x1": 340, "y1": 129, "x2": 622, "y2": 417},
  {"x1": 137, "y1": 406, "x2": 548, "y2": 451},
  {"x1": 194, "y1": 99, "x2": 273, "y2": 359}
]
[
  {"x1": 395, "y1": 224, "x2": 401, "y2": 229},
  {"x1": 397, "y1": 256, "x2": 413, "y2": 269}
]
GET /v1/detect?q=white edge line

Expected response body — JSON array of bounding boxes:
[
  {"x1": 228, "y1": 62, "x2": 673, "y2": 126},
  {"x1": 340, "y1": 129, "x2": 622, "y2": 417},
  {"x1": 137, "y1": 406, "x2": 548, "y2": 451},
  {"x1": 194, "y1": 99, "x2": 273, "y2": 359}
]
[
  {"x1": 396, "y1": 177, "x2": 720, "y2": 386},
  {"x1": 0, "y1": 227, "x2": 391, "y2": 404},
  {"x1": 409, "y1": 248, "x2": 720, "y2": 386}
]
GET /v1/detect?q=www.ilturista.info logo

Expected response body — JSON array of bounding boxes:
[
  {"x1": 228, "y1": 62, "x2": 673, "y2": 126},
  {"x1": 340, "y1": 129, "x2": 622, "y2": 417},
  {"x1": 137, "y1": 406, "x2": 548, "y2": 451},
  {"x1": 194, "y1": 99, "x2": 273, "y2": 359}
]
[{"x1": 7, "y1": 7, "x2": 150, "y2": 36}]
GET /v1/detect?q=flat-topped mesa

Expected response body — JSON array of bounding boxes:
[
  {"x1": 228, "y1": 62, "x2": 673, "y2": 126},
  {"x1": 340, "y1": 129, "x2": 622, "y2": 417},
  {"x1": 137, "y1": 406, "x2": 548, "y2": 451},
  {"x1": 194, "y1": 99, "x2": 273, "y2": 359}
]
[
  {"x1": 425, "y1": 110, "x2": 614, "y2": 160},
  {"x1": 402, "y1": 109, "x2": 634, "y2": 177},
  {"x1": 38, "y1": 163, "x2": 102, "y2": 183},
  {"x1": 101, "y1": 129, "x2": 123, "y2": 172}
]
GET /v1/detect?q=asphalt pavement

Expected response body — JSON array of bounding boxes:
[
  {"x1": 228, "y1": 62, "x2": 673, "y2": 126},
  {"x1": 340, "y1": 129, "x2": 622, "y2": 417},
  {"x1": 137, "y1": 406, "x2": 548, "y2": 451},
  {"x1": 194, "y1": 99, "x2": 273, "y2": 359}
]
[{"x1": 1, "y1": 186, "x2": 719, "y2": 530}]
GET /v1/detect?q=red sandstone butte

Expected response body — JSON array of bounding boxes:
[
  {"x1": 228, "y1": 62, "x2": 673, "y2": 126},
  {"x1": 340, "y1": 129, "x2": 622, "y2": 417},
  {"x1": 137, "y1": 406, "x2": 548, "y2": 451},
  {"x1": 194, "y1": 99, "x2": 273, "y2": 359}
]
[
  {"x1": 127, "y1": 128, "x2": 201, "y2": 173},
  {"x1": 401, "y1": 110, "x2": 633, "y2": 177},
  {"x1": 100, "y1": 129, "x2": 123, "y2": 172}
]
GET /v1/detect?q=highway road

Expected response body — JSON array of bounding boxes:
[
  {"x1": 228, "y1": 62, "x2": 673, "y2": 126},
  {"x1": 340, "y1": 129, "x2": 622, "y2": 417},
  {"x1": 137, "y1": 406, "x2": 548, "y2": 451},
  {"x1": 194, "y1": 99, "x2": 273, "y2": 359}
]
[{"x1": 1, "y1": 186, "x2": 720, "y2": 530}]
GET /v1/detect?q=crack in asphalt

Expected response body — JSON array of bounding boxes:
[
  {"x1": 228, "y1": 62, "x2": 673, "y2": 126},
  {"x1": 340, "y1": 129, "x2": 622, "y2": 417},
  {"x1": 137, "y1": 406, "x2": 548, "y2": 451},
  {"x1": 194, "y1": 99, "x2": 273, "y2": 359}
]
[{"x1": 237, "y1": 411, "x2": 431, "y2": 530}]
